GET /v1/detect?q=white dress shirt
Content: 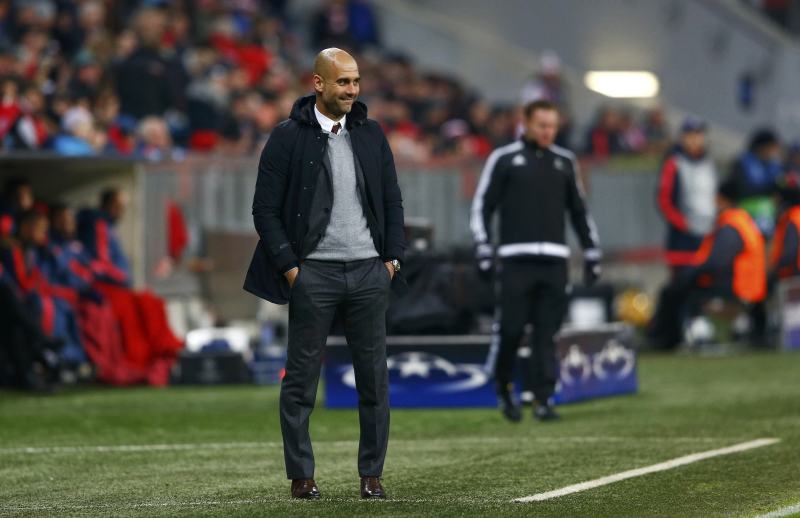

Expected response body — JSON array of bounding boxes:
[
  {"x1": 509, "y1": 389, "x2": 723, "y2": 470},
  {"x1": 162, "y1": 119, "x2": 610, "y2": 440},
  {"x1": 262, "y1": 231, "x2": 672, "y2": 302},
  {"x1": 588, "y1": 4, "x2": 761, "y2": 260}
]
[{"x1": 314, "y1": 104, "x2": 347, "y2": 134}]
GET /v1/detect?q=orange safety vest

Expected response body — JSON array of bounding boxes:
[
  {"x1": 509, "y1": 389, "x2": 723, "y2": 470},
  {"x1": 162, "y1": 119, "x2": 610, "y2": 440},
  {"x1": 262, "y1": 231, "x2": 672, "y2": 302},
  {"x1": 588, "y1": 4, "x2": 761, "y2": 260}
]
[
  {"x1": 694, "y1": 208, "x2": 766, "y2": 303},
  {"x1": 770, "y1": 205, "x2": 800, "y2": 278}
]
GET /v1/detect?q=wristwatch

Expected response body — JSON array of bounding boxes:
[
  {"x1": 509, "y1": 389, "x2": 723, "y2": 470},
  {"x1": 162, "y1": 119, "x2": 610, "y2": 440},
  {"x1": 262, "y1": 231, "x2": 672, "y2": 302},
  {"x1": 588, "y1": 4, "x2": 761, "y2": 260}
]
[{"x1": 390, "y1": 259, "x2": 401, "y2": 273}]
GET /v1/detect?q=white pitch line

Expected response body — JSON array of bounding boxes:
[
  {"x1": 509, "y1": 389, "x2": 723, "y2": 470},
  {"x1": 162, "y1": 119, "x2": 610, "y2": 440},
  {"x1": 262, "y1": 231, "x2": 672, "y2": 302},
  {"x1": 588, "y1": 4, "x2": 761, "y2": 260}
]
[
  {"x1": 0, "y1": 436, "x2": 732, "y2": 455},
  {"x1": 0, "y1": 497, "x2": 436, "y2": 512},
  {"x1": 753, "y1": 502, "x2": 800, "y2": 518},
  {"x1": 514, "y1": 438, "x2": 780, "y2": 503}
]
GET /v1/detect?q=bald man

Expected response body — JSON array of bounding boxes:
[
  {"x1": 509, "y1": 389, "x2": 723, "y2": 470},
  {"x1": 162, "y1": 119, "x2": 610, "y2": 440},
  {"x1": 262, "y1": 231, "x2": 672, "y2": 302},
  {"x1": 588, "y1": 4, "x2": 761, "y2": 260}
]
[{"x1": 245, "y1": 49, "x2": 406, "y2": 500}]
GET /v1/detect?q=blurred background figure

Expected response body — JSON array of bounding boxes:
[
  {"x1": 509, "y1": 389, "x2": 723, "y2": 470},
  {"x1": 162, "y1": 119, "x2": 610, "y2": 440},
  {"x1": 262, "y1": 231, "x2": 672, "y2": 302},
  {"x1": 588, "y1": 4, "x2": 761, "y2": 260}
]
[
  {"x1": 657, "y1": 117, "x2": 717, "y2": 274},
  {"x1": 726, "y1": 129, "x2": 783, "y2": 237},
  {"x1": 520, "y1": 50, "x2": 572, "y2": 148}
]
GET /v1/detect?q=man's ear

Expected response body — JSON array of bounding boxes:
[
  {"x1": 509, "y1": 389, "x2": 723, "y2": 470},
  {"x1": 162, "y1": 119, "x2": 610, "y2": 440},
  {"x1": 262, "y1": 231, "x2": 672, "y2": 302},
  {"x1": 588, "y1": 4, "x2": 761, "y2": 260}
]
[{"x1": 312, "y1": 74, "x2": 324, "y2": 94}]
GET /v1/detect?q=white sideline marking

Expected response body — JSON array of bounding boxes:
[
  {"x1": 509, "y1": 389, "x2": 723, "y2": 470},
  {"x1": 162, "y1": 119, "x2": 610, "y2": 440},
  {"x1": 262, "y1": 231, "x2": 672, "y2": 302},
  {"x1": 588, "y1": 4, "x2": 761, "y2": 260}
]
[
  {"x1": 0, "y1": 498, "x2": 435, "y2": 512},
  {"x1": 754, "y1": 503, "x2": 800, "y2": 518},
  {"x1": 514, "y1": 438, "x2": 780, "y2": 503},
  {"x1": 0, "y1": 436, "x2": 730, "y2": 455}
]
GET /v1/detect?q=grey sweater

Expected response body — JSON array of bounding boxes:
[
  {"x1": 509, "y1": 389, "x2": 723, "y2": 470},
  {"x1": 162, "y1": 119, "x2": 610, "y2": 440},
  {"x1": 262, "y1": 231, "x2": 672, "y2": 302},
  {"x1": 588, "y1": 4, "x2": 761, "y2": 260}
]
[{"x1": 307, "y1": 128, "x2": 378, "y2": 261}]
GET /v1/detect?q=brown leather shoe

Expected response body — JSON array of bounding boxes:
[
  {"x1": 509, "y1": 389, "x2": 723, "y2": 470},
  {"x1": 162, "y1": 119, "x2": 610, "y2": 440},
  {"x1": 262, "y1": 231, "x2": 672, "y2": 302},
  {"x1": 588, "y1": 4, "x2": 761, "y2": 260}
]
[
  {"x1": 360, "y1": 476, "x2": 386, "y2": 499},
  {"x1": 291, "y1": 479, "x2": 320, "y2": 499}
]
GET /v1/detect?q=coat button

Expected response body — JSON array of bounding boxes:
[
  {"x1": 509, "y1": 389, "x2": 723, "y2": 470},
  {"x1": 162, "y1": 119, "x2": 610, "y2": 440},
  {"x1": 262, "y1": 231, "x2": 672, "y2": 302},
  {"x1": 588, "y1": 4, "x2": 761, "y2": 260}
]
[
  {"x1": 309, "y1": 161, "x2": 314, "y2": 165},
  {"x1": 297, "y1": 213, "x2": 301, "y2": 217}
]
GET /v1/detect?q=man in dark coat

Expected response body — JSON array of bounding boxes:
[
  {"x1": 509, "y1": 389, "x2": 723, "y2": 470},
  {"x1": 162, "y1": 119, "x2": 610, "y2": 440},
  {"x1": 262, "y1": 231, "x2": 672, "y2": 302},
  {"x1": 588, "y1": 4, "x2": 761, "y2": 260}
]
[{"x1": 243, "y1": 48, "x2": 406, "y2": 500}]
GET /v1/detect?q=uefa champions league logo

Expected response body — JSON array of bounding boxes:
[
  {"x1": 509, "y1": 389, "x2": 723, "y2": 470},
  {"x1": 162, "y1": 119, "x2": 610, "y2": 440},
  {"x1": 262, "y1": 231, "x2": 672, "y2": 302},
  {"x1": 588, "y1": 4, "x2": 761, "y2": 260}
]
[
  {"x1": 561, "y1": 345, "x2": 592, "y2": 384},
  {"x1": 560, "y1": 339, "x2": 635, "y2": 385},
  {"x1": 340, "y1": 352, "x2": 488, "y2": 393},
  {"x1": 593, "y1": 339, "x2": 635, "y2": 380}
]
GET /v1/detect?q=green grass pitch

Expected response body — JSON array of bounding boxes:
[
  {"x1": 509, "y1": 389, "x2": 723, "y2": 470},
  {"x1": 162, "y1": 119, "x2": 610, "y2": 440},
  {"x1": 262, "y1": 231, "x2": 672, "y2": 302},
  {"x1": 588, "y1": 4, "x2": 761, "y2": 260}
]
[{"x1": 1, "y1": 352, "x2": 799, "y2": 517}]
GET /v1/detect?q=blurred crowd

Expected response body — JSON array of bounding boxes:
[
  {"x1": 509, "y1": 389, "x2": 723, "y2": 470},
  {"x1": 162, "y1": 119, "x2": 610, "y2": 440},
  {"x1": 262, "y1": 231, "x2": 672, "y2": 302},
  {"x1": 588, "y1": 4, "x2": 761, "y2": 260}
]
[
  {"x1": 0, "y1": 0, "x2": 673, "y2": 163},
  {"x1": 0, "y1": 179, "x2": 183, "y2": 391}
]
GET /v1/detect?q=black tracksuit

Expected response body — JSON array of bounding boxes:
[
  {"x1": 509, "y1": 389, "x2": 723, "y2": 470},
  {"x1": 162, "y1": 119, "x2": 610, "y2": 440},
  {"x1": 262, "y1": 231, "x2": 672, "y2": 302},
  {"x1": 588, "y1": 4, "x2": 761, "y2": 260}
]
[{"x1": 471, "y1": 139, "x2": 600, "y2": 402}]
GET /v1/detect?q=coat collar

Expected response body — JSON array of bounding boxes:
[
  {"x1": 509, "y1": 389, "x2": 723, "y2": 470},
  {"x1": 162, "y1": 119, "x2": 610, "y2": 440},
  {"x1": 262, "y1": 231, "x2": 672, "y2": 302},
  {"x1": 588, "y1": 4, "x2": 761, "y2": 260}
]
[{"x1": 290, "y1": 94, "x2": 368, "y2": 130}]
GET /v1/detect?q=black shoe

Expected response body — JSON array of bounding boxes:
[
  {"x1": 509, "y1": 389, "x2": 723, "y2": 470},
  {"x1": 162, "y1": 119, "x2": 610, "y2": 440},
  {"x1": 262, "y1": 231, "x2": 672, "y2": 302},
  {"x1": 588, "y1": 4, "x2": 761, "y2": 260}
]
[
  {"x1": 291, "y1": 479, "x2": 321, "y2": 499},
  {"x1": 360, "y1": 476, "x2": 386, "y2": 499},
  {"x1": 496, "y1": 382, "x2": 522, "y2": 422},
  {"x1": 534, "y1": 402, "x2": 561, "y2": 422}
]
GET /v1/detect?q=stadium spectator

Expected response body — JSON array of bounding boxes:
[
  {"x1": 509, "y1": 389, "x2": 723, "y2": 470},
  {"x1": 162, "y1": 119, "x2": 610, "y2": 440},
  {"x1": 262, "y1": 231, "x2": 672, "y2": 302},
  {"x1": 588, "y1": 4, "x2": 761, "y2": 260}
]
[
  {"x1": 312, "y1": 0, "x2": 359, "y2": 51},
  {"x1": 520, "y1": 50, "x2": 572, "y2": 148},
  {"x1": 112, "y1": 7, "x2": 184, "y2": 120},
  {"x1": 657, "y1": 117, "x2": 718, "y2": 272},
  {"x1": 584, "y1": 106, "x2": 625, "y2": 159},
  {"x1": 4, "y1": 83, "x2": 49, "y2": 150},
  {"x1": 0, "y1": 0, "x2": 682, "y2": 162},
  {"x1": 643, "y1": 106, "x2": 670, "y2": 154},
  {"x1": 136, "y1": 115, "x2": 183, "y2": 162},
  {"x1": 726, "y1": 129, "x2": 783, "y2": 237},
  {"x1": 348, "y1": 0, "x2": 381, "y2": 48},
  {"x1": 618, "y1": 110, "x2": 647, "y2": 154}
]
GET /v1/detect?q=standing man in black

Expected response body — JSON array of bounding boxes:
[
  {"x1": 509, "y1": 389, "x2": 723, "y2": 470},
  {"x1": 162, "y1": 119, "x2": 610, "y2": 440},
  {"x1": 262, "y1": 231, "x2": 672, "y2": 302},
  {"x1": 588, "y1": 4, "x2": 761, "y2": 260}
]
[
  {"x1": 471, "y1": 100, "x2": 601, "y2": 422},
  {"x1": 244, "y1": 48, "x2": 405, "y2": 500}
]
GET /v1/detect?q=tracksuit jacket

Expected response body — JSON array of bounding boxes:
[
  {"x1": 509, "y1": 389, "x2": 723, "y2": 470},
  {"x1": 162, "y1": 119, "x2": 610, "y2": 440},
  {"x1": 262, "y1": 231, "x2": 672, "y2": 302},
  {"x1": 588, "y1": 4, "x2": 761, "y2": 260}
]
[{"x1": 470, "y1": 139, "x2": 600, "y2": 262}]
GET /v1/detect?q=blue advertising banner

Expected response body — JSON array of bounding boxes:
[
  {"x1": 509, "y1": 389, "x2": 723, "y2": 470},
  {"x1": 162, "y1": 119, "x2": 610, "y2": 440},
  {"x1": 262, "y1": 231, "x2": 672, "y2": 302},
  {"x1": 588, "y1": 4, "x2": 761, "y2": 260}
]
[
  {"x1": 778, "y1": 277, "x2": 800, "y2": 351},
  {"x1": 324, "y1": 323, "x2": 637, "y2": 408}
]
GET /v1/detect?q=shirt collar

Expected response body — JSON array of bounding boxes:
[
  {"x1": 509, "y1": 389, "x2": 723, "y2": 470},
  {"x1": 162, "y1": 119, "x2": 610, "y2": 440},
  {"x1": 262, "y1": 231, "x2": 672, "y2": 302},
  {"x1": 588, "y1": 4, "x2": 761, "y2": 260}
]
[{"x1": 314, "y1": 104, "x2": 346, "y2": 134}]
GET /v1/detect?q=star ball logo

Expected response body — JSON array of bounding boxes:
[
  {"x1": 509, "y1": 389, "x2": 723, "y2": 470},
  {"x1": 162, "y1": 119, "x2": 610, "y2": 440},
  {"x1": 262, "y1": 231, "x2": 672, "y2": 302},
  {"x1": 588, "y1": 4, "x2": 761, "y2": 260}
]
[
  {"x1": 340, "y1": 352, "x2": 488, "y2": 393},
  {"x1": 560, "y1": 339, "x2": 635, "y2": 385}
]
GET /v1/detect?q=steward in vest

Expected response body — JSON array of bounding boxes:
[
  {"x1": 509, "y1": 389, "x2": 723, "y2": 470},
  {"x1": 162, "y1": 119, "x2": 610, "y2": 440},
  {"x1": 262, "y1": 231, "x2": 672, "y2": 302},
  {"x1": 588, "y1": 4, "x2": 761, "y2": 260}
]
[
  {"x1": 770, "y1": 173, "x2": 800, "y2": 281},
  {"x1": 690, "y1": 186, "x2": 766, "y2": 304}
]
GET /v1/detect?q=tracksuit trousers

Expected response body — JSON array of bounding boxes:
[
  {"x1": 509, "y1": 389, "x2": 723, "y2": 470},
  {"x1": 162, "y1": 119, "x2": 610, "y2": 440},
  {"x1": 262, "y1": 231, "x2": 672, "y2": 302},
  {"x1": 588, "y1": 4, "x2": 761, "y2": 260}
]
[{"x1": 490, "y1": 258, "x2": 568, "y2": 403}]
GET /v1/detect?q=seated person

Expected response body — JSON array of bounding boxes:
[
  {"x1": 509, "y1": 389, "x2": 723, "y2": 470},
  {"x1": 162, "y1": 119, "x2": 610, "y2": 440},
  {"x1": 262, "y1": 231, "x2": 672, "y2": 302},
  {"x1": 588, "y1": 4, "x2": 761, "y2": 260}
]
[
  {"x1": 648, "y1": 181, "x2": 767, "y2": 348},
  {"x1": 77, "y1": 188, "x2": 132, "y2": 286},
  {"x1": 770, "y1": 173, "x2": 800, "y2": 282},
  {"x1": 0, "y1": 262, "x2": 61, "y2": 391},
  {"x1": 0, "y1": 210, "x2": 87, "y2": 368},
  {"x1": 77, "y1": 188, "x2": 183, "y2": 385}
]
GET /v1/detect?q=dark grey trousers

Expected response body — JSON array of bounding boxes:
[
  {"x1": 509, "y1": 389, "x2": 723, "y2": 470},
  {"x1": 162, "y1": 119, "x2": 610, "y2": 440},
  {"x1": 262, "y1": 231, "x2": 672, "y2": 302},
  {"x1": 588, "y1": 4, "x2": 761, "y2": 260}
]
[{"x1": 280, "y1": 257, "x2": 391, "y2": 480}]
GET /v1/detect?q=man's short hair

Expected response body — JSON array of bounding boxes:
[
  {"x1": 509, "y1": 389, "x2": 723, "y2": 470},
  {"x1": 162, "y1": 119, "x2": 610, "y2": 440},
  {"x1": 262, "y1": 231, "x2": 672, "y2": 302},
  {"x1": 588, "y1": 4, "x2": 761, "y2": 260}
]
[
  {"x1": 100, "y1": 188, "x2": 121, "y2": 208},
  {"x1": 523, "y1": 99, "x2": 558, "y2": 119}
]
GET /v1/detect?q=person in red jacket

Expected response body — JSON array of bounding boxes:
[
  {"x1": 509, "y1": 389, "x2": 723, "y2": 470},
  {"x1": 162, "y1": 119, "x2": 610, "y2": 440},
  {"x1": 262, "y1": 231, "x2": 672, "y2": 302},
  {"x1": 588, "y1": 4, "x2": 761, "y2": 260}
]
[
  {"x1": 656, "y1": 117, "x2": 717, "y2": 272},
  {"x1": 77, "y1": 188, "x2": 183, "y2": 385}
]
